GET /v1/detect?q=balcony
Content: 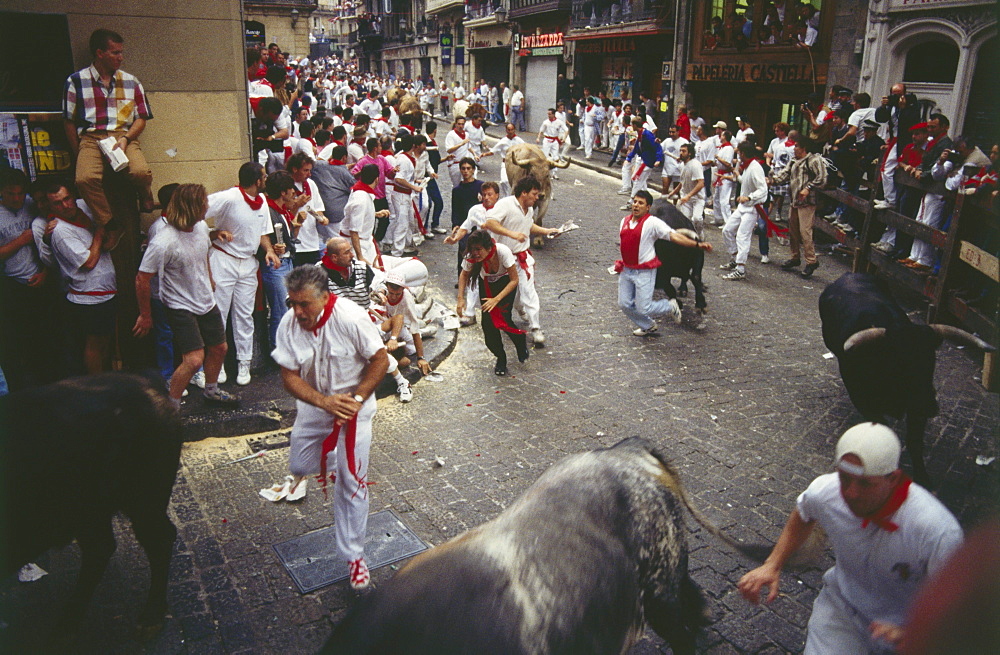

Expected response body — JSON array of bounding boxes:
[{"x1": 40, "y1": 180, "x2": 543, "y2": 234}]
[
  {"x1": 244, "y1": 0, "x2": 318, "y2": 9},
  {"x1": 508, "y1": 0, "x2": 572, "y2": 20},
  {"x1": 427, "y1": 0, "x2": 465, "y2": 16},
  {"x1": 568, "y1": 0, "x2": 668, "y2": 31}
]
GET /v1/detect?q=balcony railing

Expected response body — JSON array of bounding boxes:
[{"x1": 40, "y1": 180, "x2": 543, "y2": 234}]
[
  {"x1": 569, "y1": 0, "x2": 666, "y2": 30},
  {"x1": 245, "y1": 0, "x2": 318, "y2": 8},
  {"x1": 465, "y1": 2, "x2": 501, "y2": 21},
  {"x1": 508, "y1": 0, "x2": 572, "y2": 19}
]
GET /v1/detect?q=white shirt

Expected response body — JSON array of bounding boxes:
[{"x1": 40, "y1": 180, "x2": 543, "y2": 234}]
[
  {"x1": 462, "y1": 242, "x2": 517, "y2": 283},
  {"x1": 848, "y1": 107, "x2": 883, "y2": 143},
  {"x1": 679, "y1": 159, "x2": 705, "y2": 198},
  {"x1": 619, "y1": 214, "x2": 674, "y2": 267},
  {"x1": 510, "y1": 90, "x2": 524, "y2": 109},
  {"x1": 295, "y1": 179, "x2": 326, "y2": 253},
  {"x1": 291, "y1": 138, "x2": 317, "y2": 161},
  {"x1": 797, "y1": 473, "x2": 962, "y2": 628},
  {"x1": 347, "y1": 141, "x2": 365, "y2": 167},
  {"x1": 271, "y1": 295, "x2": 385, "y2": 396},
  {"x1": 583, "y1": 105, "x2": 605, "y2": 128},
  {"x1": 445, "y1": 129, "x2": 475, "y2": 165},
  {"x1": 139, "y1": 221, "x2": 215, "y2": 315},
  {"x1": 206, "y1": 187, "x2": 271, "y2": 259},
  {"x1": 736, "y1": 159, "x2": 768, "y2": 205},
  {"x1": 734, "y1": 127, "x2": 755, "y2": 147},
  {"x1": 466, "y1": 123, "x2": 485, "y2": 153},
  {"x1": 359, "y1": 97, "x2": 382, "y2": 119},
  {"x1": 502, "y1": 86, "x2": 513, "y2": 105},
  {"x1": 485, "y1": 196, "x2": 533, "y2": 254},
  {"x1": 383, "y1": 287, "x2": 419, "y2": 328},
  {"x1": 539, "y1": 118, "x2": 567, "y2": 140},
  {"x1": 490, "y1": 136, "x2": 525, "y2": 184},
  {"x1": 716, "y1": 143, "x2": 736, "y2": 180},
  {"x1": 393, "y1": 153, "x2": 416, "y2": 192},
  {"x1": 341, "y1": 188, "x2": 378, "y2": 264},
  {"x1": 766, "y1": 137, "x2": 795, "y2": 174},
  {"x1": 697, "y1": 135, "x2": 717, "y2": 167},
  {"x1": 50, "y1": 218, "x2": 116, "y2": 304},
  {"x1": 453, "y1": 86, "x2": 466, "y2": 102},
  {"x1": 689, "y1": 117, "x2": 706, "y2": 142},
  {"x1": 660, "y1": 136, "x2": 690, "y2": 177},
  {"x1": 460, "y1": 203, "x2": 489, "y2": 233},
  {"x1": 0, "y1": 200, "x2": 41, "y2": 283}
]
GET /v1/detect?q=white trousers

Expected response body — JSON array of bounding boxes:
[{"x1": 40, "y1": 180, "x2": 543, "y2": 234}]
[
  {"x1": 678, "y1": 196, "x2": 706, "y2": 236},
  {"x1": 630, "y1": 163, "x2": 653, "y2": 196},
  {"x1": 723, "y1": 203, "x2": 758, "y2": 266},
  {"x1": 909, "y1": 192, "x2": 946, "y2": 266},
  {"x1": 583, "y1": 125, "x2": 597, "y2": 158},
  {"x1": 620, "y1": 159, "x2": 634, "y2": 193},
  {"x1": 289, "y1": 399, "x2": 375, "y2": 562},
  {"x1": 713, "y1": 179, "x2": 734, "y2": 225},
  {"x1": 805, "y1": 578, "x2": 893, "y2": 655},
  {"x1": 388, "y1": 191, "x2": 415, "y2": 256},
  {"x1": 881, "y1": 150, "x2": 898, "y2": 206},
  {"x1": 210, "y1": 250, "x2": 258, "y2": 361},
  {"x1": 541, "y1": 138, "x2": 560, "y2": 163},
  {"x1": 448, "y1": 163, "x2": 462, "y2": 189},
  {"x1": 512, "y1": 253, "x2": 540, "y2": 330}
]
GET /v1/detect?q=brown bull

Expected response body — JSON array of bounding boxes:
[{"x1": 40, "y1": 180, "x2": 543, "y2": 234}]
[
  {"x1": 386, "y1": 87, "x2": 425, "y2": 130},
  {"x1": 452, "y1": 99, "x2": 488, "y2": 121},
  {"x1": 504, "y1": 143, "x2": 571, "y2": 246}
]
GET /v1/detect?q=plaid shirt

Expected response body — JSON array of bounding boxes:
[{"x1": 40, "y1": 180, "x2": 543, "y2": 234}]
[
  {"x1": 64, "y1": 65, "x2": 153, "y2": 134},
  {"x1": 770, "y1": 153, "x2": 827, "y2": 207}
]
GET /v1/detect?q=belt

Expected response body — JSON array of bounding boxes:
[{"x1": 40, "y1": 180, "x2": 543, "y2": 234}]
[
  {"x1": 70, "y1": 289, "x2": 115, "y2": 296},
  {"x1": 212, "y1": 244, "x2": 246, "y2": 259}
]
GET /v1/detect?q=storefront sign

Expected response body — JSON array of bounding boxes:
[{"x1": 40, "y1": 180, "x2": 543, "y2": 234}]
[
  {"x1": 661, "y1": 61, "x2": 672, "y2": 80},
  {"x1": 513, "y1": 32, "x2": 564, "y2": 56},
  {"x1": 889, "y1": 0, "x2": 992, "y2": 10},
  {"x1": 245, "y1": 21, "x2": 265, "y2": 47},
  {"x1": 575, "y1": 38, "x2": 636, "y2": 55},
  {"x1": 1, "y1": 113, "x2": 73, "y2": 179},
  {"x1": 687, "y1": 62, "x2": 821, "y2": 84}
]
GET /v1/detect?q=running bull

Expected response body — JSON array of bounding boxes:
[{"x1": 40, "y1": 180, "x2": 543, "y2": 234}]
[
  {"x1": 504, "y1": 143, "x2": 571, "y2": 247},
  {"x1": 0, "y1": 373, "x2": 182, "y2": 638},
  {"x1": 819, "y1": 273, "x2": 995, "y2": 487},
  {"x1": 650, "y1": 197, "x2": 707, "y2": 313},
  {"x1": 323, "y1": 437, "x2": 765, "y2": 655}
]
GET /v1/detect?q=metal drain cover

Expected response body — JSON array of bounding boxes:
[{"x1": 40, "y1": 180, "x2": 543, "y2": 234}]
[{"x1": 272, "y1": 509, "x2": 428, "y2": 593}]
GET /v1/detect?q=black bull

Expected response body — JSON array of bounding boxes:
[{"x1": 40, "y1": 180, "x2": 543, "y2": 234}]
[
  {"x1": 650, "y1": 198, "x2": 707, "y2": 311},
  {"x1": 0, "y1": 373, "x2": 182, "y2": 638},
  {"x1": 324, "y1": 437, "x2": 766, "y2": 655},
  {"x1": 819, "y1": 273, "x2": 994, "y2": 487}
]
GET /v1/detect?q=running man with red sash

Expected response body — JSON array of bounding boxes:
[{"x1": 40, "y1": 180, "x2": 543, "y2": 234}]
[
  {"x1": 738, "y1": 423, "x2": 963, "y2": 653},
  {"x1": 615, "y1": 190, "x2": 711, "y2": 336},
  {"x1": 457, "y1": 229, "x2": 530, "y2": 376},
  {"x1": 481, "y1": 177, "x2": 559, "y2": 347},
  {"x1": 720, "y1": 141, "x2": 769, "y2": 281},
  {"x1": 273, "y1": 264, "x2": 389, "y2": 591}
]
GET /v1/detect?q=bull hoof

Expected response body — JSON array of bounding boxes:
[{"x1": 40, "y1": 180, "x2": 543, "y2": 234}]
[{"x1": 532, "y1": 237, "x2": 546, "y2": 249}]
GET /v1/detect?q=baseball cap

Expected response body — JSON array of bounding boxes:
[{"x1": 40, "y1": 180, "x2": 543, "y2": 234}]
[
  {"x1": 385, "y1": 271, "x2": 407, "y2": 287},
  {"x1": 713, "y1": 120, "x2": 728, "y2": 129},
  {"x1": 834, "y1": 423, "x2": 901, "y2": 476},
  {"x1": 838, "y1": 87, "x2": 853, "y2": 96}
]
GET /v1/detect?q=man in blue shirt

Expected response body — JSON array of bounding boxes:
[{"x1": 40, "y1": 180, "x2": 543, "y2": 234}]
[{"x1": 622, "y1": 116, "x2": 664, "y2": 210}]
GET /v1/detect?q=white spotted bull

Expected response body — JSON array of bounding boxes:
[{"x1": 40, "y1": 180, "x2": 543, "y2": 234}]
[
  {"x1": 504, "y1": 143, "x2": 571, "y2": 247},
  {"x1": 322, "y1": 437, "x2": 766, "y2": 655}
]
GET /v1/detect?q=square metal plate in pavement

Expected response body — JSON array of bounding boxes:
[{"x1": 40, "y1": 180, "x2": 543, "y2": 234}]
[{"x1": 272, "y1": 509, "x2": 429, "y2": 593}]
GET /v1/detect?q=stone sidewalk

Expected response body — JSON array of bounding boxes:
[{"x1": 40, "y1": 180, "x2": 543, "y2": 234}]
[{"x1": 1, "y1": 147, "x2": 996, "y2": 654}]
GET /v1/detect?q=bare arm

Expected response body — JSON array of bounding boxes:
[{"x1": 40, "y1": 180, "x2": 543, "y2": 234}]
[
  {"x1": 0, "y1": 230, "x2": 34, "y2": 261},
  {"x1": 64, "y1": 119, "x2": 80, "y2": 156},
  {"x1": 481, "y1": 218, "x2": 528, "y2": 242},
  {"x1": 81, "y1": 230, "x2": 104, "y2": 270},
  {"x1": 280, "y1": 348, "x2": 389, "y2": 421},
  {"x1": 132, "y1": 271, "x2": 154, "y2": 337},
  {"x1": 456, "y1": 269, "x2": 471, "y2": 316},
  {"x1": 482, "y1": 265, "x2": 519, "y2": 313},
  {"x1": 737, "y1": 509, "x2": 816, "y2": 605}
]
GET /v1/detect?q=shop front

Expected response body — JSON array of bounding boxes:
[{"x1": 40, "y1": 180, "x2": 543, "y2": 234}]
[
  {"x1": 569, "y1": 33, "x2": 669, "y2": 103},
  {"x1": 514, "y1": 29, "x2": 567, "y2": 130},
  {"x1": 469, "y1": 23, "x2": 512, "y2": 87}
]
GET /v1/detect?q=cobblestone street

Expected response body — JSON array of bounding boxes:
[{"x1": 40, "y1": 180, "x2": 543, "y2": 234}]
[{"x1": 2, "y1": 150, "x2": 997, "y2": 654}]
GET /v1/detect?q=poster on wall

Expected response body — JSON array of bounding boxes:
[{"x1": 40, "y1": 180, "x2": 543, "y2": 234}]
[{"x1": 0, "y1": 112, "x2": 73, "y2": 180}]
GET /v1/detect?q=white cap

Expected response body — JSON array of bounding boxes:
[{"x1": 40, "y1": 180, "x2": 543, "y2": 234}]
[
  {"x1": 834, "y1": 423, "x2": 901, "y2": 476},
  {"x1": 384, "y1": 271, "x2": 407, "y2": 287},
  {"x1": 713, "y1": 120, "x2": 728, "y2": 129}
]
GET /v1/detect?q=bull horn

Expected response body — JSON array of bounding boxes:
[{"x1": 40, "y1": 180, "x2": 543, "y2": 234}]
[
  {"x1": 928, "y1": 324, "x2": 996, "y2": 352},
  {"x1": 548, "y1": 157, "x2": 571, "y2": 169},
  {"x1": 513, "y1": 155, "x2": 533, "y2": 167},
  {"x1": 843, "y1": 327, "x2": 887, "y2": 352}
]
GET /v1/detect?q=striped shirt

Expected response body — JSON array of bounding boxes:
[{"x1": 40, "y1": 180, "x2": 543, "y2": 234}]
[
  {"x1": 321, "y1": 258, "x2": 375, "y2": 309},
  {"x1": 64, "y1": 65, "x2": 153, "y2": 134}
]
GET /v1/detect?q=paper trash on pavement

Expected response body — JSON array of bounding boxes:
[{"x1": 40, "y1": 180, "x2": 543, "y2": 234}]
[
  {"x1": 975, "y1": 455, "x2": 995, "y2": 466},
  {"x1": 424, "y1": 372, "x2": 444, "y2": 382}
]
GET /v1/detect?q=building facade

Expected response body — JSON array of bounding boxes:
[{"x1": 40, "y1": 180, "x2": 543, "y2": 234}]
[
  {"x1": 859, "y1": 0, "x2": 995, "y2": 138},
  {"x1": 674, "y1": 0, "x2": 866, "y2": 138},
  {"x1": 466, "y1": 1, "x2": 514, "y2": 90},
  {"x1": 244, "y1": 0, "x2": 318, "y2": 57},
  {"x1": 509, "y1": 0, "x2": 572, "y2": 131}
]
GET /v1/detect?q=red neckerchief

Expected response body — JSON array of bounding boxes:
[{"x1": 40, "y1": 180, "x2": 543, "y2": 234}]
[
  {"x1": 429, "y1": 139, "x2": 437, "y2": 146},
  {"x1": 386, "y1": 291, "x2": 403, "y2": 306},
  {"x1": 474, "y1": 245, "x2": 527, "y2": 336},
  {"x1": 296, "y1": 180, "x2": 312, "y2": 198},
  {"x1": 266, "y1": 197, "x2": 294, "y2": 232},
  {"x1": 352, "y1": 138, "x2": 365, "y2": 145},
  {"x1": 306, "y1": 137, "x2": 317, "y2": 149},
  {"x1": 329, "y1": 158, "x2": 346, "y2": 166},
  {"x1": 260, "y1": 79, "x2": 275, "y2": 89},
  {"x1": 860, "y1": 476, "x2": 912, "y2": 532},
  {"x1": 51, "y1": 211, "x2": 90, "y2": 230},
  {"x1": 376, "y1": 117, "x2": 388, "y2": 122},
  {"x1": 320, "y1": 253, "x2": 351, "y2": 278},
  {"x1": 719, "y1": 140, "x2": 732, "y2": 149},
  {"x1": 400, "y1": 125, "x2": 414, "y2": 134},
  {"x1": 618, "y1": 213, "x2": 660, "y2": 269},
  {"x1": 739, "y1": 157, "x2": 761, "y2": 172},
  {"x1": 453, "y1": 129, "x2": 466, "y2": 139},
  {"x1": 784, "y1": 139, "x2": 795, "y2": 147},
  {"x1": 305, "y1": 291, "x2": 337, "y2": 336},
  {"x1": 237, "y1": 185, "x2": 264, "y2": 210},
  {"x1": 380, "y1": 150, "x2": 394, "y2": 157},
  {"x1": 351, "y1": 181, "x2": 376, "y2": 194},
  {"x1": 403, "y1": 152, "x2": 416, "y2": 164}
]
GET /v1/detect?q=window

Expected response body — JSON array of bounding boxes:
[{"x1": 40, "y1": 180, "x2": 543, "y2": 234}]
[
  {"x1": 703, "y1": 0, "x2": 824, "y2": 52},
  {"x1": 904, "y1": 41, "x2": 959, "y2": 84}
]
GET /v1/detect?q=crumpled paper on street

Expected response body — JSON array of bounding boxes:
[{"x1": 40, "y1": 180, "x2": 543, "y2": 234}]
[{"x1": 18, "y1": 563, "x2": 47, "y2": 582}]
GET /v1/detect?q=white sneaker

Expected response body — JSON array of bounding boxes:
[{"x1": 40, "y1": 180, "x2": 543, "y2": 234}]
[
  {"x1": 617, "y1": 189, "x2": 631, "y2": 195},
  {"x1": 669, "y1": 299, "x2": 682, "y2": 324},
  {"x1": 398, "y1": 381, "x2": 413, "y2": 403},
  {"x1": 531, "y1": 328, "x2": 546, "y2": 345},
  {"x1": 217, "y1": 367, "x2": 227, "y2": 384},
  {"x1": 633, "y1": 325, "x2": 658, "y2": 336},
  {"x1": 760, "y1": 255, "x2": 770, "y2": 264},
  {"x1": 165, "y1": 380, "x2": 189, "y2": 397},
  {"x1": 719, "y1": 260, "x2": 738, "y2": 271},
  {"x1": 236, "y1": 361, "x2": 251, "y2": 386},
  {"x1": 423, "y1": 232, "x2": 435, "y2": 240},
  {"x1": 873, "y1": 241, "x2": 894, "y2": 253},
  {"x1": 190, "y1": 370, "x2": 206, "y2": 389},
  {"x1": 873, "y1": 200, "x2": 890, "y2": 210},
  {"x1": 619, "y1": 204, "x2": 631, "y2": 211},
  {"x1": 432, "y1": 227, "x2": 449, "y2": 235},
  {"x1": 722, "y1": 268, "x2": 747, "y2": 281}
]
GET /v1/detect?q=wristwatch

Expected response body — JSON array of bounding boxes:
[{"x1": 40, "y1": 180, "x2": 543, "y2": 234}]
[{"x1": 353, "y1": 394, "x2": 364, "y2": 403}]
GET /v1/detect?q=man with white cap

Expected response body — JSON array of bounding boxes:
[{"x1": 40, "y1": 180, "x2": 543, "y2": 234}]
[{"x1": 738, "y1": 422, "x2": 963, "y2": 653}]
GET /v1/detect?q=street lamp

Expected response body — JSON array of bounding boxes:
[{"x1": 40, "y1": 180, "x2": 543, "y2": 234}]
[
  {"x1": 495, "y1": 7, "x2": 507, "y2": 23},
  {"x1": 291, "y1": 8, "x2": 300, "y2": 27}
]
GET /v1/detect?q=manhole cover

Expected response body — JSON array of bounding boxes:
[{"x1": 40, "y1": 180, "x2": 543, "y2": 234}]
[
  {"x1": 248, "y1": 431, "x2": 291, "y2": 453},
  {"x1": 272, "y1": 509, "x2": 428, "y2": 593}
]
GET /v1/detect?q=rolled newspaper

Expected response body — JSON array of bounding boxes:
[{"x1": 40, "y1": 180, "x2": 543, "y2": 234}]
[
  {"x1": 273, "y1": 222, "x2": 285, "y2": 246},
  {"x1": 98, "y1": 136, "x2": 129, "y2": 172}
]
